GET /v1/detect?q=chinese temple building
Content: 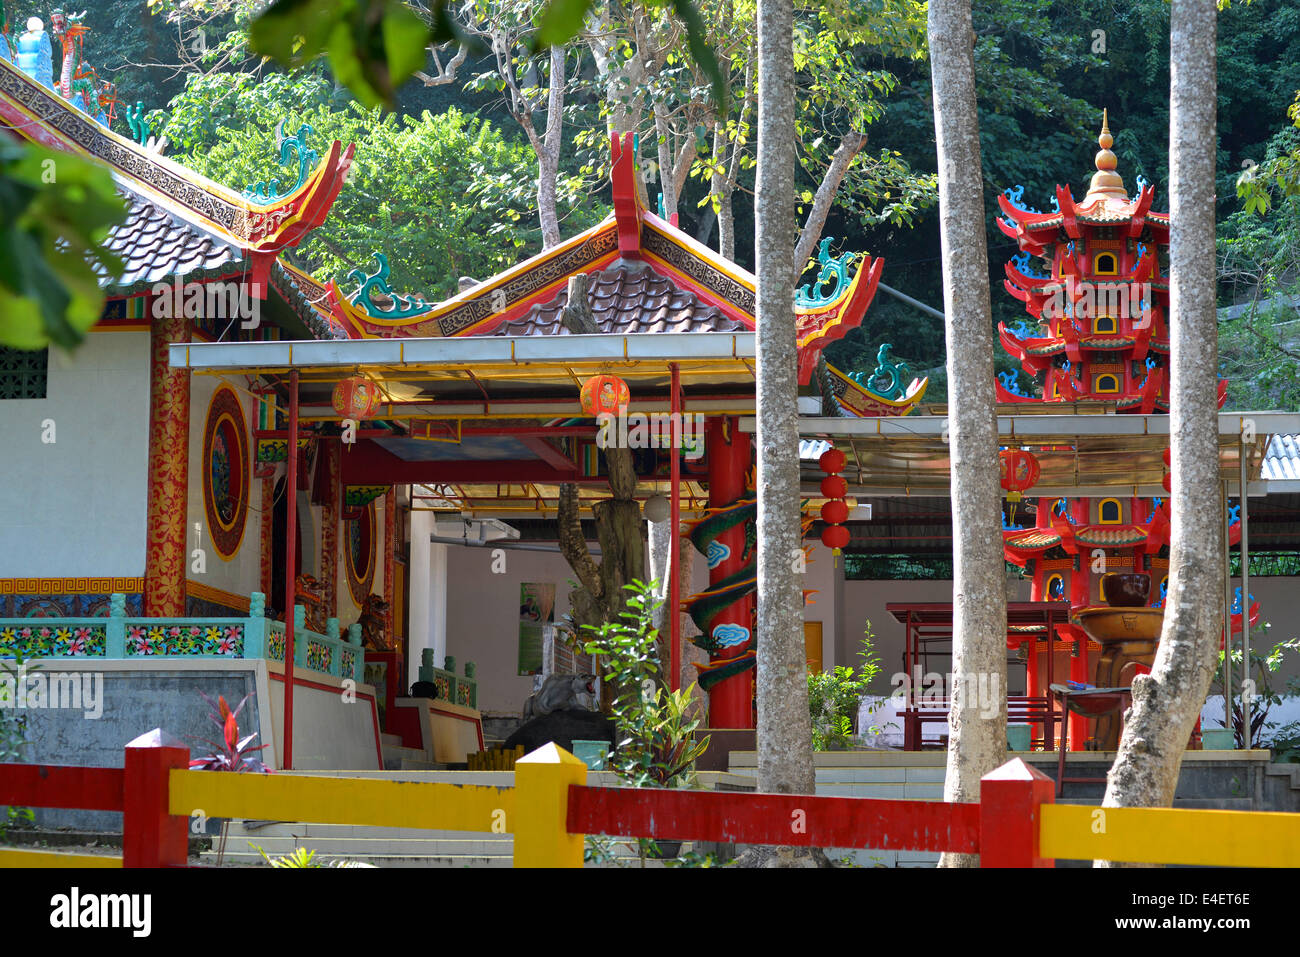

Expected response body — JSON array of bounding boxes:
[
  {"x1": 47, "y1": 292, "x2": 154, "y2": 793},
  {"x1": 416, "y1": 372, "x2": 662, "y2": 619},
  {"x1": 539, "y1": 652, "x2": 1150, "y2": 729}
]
[{"x1": 3, "y1": 6, "x2": 1300, "y2": 812}]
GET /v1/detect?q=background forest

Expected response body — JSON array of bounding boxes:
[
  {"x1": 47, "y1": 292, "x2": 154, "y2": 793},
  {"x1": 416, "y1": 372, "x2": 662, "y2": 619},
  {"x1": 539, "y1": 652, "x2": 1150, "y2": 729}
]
[{"x1": 51, "y1": 0, "x2": 1300, "y2": 408}]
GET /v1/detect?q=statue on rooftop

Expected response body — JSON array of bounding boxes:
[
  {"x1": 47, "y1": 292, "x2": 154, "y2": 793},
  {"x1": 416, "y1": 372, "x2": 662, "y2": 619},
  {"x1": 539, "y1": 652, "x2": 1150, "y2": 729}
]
[{"x1": 16, "y1": 16, "x2": 52, "y2": 89}]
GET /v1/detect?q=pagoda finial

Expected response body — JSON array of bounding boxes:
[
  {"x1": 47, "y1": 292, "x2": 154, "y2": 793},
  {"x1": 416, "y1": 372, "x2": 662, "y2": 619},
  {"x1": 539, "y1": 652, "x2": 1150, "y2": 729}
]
[{"x1": 1084, "y1": 109, "x2": 1127, "y2": 204}]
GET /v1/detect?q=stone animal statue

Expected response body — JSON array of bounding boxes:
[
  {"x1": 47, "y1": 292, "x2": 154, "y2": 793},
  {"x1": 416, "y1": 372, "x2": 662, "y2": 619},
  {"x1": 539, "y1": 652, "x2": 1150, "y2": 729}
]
[
  {"x1": 504, "y1": 708, "x2": 616, "y2": 756},
  {"x1": 357, "y1": 594, "x2": 393, "y2": 651},
  {"x1": 294, "y1": 574, "x2": 326, "y2": 633},
  {"x1": 523, "y1": 674, "x2": 597, "y2": 721}
]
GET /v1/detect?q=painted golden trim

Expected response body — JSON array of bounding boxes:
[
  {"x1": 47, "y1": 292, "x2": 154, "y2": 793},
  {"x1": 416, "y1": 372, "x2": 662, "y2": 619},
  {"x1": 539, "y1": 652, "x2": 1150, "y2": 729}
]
[
  {"x1": 1097, "y1": 498, "x2": 1123, "y2": 524},
  {"x1": 0, "y1": 578, "x2": 143, "y2": 595},
  {"x1": 185, "y1": 579, "x2": 252, "y2": 614},
  {"x1": 201, "y1": 385, "x2": 252, "y2": 561}
]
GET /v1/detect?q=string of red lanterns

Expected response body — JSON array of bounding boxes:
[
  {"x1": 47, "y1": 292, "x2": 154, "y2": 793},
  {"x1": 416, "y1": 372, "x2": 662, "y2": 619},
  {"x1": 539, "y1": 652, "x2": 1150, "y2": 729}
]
[{"x1": 819, "y1": 447, "x2": 850, "y2": 551}]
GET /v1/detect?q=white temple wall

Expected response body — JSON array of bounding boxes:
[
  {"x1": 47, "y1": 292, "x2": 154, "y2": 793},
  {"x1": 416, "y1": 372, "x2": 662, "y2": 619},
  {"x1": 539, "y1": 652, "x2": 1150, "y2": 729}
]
[{"x1": 0, "y1": 331, "x2": 149, "y2": 578}]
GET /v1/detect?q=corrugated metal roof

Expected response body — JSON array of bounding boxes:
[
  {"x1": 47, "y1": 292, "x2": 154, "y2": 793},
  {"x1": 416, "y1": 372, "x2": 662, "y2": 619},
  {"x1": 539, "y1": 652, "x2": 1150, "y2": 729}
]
[
  {"x1": 1264, "y1": 434, "x2": 1300, "y2": 482},
  {"x1": 800, "y1": 439, "x2": 833, "y2": 461}
]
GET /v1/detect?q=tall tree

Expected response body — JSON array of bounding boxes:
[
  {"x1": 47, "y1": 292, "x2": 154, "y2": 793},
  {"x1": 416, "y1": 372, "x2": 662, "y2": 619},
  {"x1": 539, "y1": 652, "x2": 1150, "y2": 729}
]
[
  {"x1": 1098, "y1": 0, "x2": 1224, "y2": 858},
  {"x1": 926, "y1": 0, "x2": 1007, "y2": 868},
  {"x1": 753, "y1": 0, "x2": 818, "y2": 859}
]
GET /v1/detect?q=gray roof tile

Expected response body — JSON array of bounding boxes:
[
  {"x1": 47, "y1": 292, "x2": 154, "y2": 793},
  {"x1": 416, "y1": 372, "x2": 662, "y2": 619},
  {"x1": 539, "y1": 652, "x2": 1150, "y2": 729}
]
[{"x1": 487, "y1": 263, "x2": 749, "y2": 337}]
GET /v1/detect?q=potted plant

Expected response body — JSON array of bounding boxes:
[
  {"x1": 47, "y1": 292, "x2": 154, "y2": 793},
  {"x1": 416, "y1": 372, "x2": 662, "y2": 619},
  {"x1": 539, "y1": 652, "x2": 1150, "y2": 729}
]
[{"x1": 583, "y1": 580, "x2": 709, "y2": 864}]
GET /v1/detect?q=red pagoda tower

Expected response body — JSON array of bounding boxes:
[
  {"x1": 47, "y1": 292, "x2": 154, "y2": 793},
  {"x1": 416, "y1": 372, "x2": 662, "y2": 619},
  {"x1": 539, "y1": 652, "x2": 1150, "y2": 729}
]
[{"x1": 994, "y1": 114, "x2": 1245, "y2": 747}]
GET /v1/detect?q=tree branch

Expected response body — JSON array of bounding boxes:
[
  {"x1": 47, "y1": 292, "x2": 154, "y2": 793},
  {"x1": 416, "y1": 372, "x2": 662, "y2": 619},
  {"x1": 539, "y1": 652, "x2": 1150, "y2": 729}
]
[{"x1": 793, "y1": 131, "x2": 867, "y2": 273}]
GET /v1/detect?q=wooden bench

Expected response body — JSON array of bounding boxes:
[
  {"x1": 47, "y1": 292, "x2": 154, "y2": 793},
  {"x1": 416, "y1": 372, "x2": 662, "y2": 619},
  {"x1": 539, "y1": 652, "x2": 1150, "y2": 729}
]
[{"x1": 901, "y1": 696, "x2": 1063, "y2": 751}]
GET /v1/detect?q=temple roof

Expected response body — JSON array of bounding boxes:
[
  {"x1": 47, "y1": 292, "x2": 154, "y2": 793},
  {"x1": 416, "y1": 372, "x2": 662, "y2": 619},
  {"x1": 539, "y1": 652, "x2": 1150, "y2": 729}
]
[
  {"x1": 328, "y1": 132, "x2": 882, "y2": 384},
  {"x1": 100, "y1": 192, "x2": 242, "y2": 293},
  {"x1": 0, "y1": 56, "x2": 353, "y2": 293},
  {"x1": 997, "y1": 113, "x2": 1170, "y2": 252},
  {"x1": 490, "y1": 263, "x2": 748, "y2": 337}
]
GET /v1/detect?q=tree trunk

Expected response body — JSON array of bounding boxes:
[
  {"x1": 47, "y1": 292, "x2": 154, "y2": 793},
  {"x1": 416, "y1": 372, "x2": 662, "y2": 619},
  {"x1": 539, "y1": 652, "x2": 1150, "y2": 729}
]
[
  {"x1": 927, "y1": 0, "x2": 1007, "y2": 868},
  {"x1": 1097, "y1": 0, "x2": 1222, "y2": 865},
  {"x1": 754, "y1": 0, "x2": 817, "y2": 813},
  {"x1": 536, "y1": 44, "x2": 566, "y2": 249}
]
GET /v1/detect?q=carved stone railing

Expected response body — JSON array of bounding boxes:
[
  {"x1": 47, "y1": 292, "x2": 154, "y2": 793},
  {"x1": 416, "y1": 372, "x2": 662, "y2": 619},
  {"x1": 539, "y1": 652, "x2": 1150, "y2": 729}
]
[
  {"x1": 0, "y1": 592, "x2": 363, "y2": 682},
  {"x1": 412, "y1": 648, "x2": 477, "y2": 709}
]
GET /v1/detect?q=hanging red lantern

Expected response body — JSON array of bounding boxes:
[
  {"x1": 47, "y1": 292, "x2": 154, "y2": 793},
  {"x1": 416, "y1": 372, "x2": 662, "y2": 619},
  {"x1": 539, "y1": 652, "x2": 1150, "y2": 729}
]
[
  {"x1": 999, "y1": 448, "x2": 1041, "y2": 502},
  {"x1": 820, "y1": 500, "x2": 849, "y2": 525},
  {"x1": 819, "y1": 448, "x2": 846, "y2": 474},
  {"x1": 580, "y1": 374, "x2": 630, "y2": 417},
  {"x1": 820, "y1": 475, "x2": 847, "y2": 499},
  {"x1": 333, "y1": 376, "x2": 381, "y2": 420},
  {"x1": 821, "y1": 525, "x2": 850, "y2": 550}
]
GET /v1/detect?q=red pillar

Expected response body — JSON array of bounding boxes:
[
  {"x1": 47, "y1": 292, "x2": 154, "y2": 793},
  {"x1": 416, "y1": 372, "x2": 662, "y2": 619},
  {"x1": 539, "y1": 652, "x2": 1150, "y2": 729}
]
[
  {"x1": 283, "y1": 370, "x2": 299, "y2": 770},
  {"x1": 669, "y1": 363, "x2": 682, "y2": 692},
  {"x1": 144, "y1": 303, "x2": 189, "y2": 616},
  {"x1": 978, "y1": 758, "x2": 1055, "y2": 867},
  {"x1": 122, "y1": 729, "x2": 189, "y2": 868},
  {"x1": 705, "y1": 416, "x2": 753, "y2": 728}
]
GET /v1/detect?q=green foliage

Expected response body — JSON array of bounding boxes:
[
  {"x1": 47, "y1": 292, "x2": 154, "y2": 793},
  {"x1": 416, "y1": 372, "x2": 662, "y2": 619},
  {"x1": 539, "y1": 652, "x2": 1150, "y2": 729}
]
[
  {"x1": 582, "y1": 580, "x2": 710, "y2": 790},
  {"x1": 807, "y1": 623, "x2": 881, "y2": 751},
  {"x1": 249, "y1": 0, "x2": 447, "y2": 110},
  {"x1": 0, "y1": 142, "x2": 126, "y2": 351},
  {"x1": 254, "y1": 844, "x2": 325, "y2": 867},
  {"x1": 1211, "y1": 630, "x2": 1300, "y2": 749},
  {"x1": 160, "y1": 72, "x2": 577, "y2": 297},
  {"x1": 1219, "y1": 91, "x2": 1300, "y2": 410}
]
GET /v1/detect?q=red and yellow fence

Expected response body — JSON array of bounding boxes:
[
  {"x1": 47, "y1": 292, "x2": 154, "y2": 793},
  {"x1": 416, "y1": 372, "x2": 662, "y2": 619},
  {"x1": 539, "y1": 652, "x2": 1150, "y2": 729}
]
[{"x1": 2, "y1": 731, "x2": 1297, "y2": 867}]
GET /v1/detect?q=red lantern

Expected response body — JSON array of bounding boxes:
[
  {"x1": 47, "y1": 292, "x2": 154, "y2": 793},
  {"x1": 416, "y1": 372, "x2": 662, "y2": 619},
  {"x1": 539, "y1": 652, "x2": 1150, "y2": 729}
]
[
  {"x1": 580, "y1": 374, "x2": 630, "y2": 417},
  {"x1": 819, "y1": 448, "x2": 846, "y2": 474},
  {"x1": 821, "y1": 525, "x2": 850, "y2": 550},
  {"x1": 820, "y1": 475, "x2": 847, "y2": 499},
  {"x1": 999, "y1": 448, "x2": 1041, "y2": 502},
  {"x1": 333, "y1": 376, "x2": 381, "y2": 419},
  {"x1": 821, "y1": 500, "x2": 849, "y2": 525}
]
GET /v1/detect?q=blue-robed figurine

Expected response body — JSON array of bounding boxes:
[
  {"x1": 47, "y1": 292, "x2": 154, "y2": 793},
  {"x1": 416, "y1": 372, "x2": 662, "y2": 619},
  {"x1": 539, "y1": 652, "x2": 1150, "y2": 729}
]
[{"x1": 16, "y1": 17, "x2": 52, "y2": 89}]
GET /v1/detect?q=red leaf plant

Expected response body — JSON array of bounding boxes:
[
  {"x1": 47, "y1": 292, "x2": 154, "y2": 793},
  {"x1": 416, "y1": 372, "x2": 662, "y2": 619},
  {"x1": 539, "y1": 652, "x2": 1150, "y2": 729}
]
[{"x1": 188, "y1": 691, "x2": 271, "y2": 773}]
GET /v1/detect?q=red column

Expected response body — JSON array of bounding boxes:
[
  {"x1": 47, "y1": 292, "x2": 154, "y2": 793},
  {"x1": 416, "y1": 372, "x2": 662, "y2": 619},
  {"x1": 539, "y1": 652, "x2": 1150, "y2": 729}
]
[
  {"x1": 669, "y1": 363, "x2": 681, "y2": 692},
  {"x1": 144, "y1": 304, "x2": 189, "y2": 616},
  {"x1": 705, "y1": 416, "x2": 753, "y2": 728},
  {"x1": 283, "y1": 370, "x2": 299, "y2": 770},
  {"x1": 319, "y1": 439, "x2": 340, "y2": 620}
]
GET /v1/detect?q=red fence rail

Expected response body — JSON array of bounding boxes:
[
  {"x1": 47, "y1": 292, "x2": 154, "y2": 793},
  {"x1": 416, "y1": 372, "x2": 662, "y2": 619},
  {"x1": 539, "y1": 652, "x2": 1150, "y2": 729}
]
[
  {"x1": 0, "y1": 729, "x2": 190, "y2": 867},
  {"x1": 568, "y1": 786, "x2": 983, "y2": 855},
  {"x1": 0, "y1": 765, "x2": 125, "y2": 812}
]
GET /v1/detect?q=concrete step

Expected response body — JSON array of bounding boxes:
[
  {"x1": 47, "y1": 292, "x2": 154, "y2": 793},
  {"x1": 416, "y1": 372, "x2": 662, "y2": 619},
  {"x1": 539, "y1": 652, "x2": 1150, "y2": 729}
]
[
  {"x1": 381, "y1": 744, "x2": 428, "y2": 771},
  {"x1": 380, "y1": 733, "x2": 403, "y2": 748}
]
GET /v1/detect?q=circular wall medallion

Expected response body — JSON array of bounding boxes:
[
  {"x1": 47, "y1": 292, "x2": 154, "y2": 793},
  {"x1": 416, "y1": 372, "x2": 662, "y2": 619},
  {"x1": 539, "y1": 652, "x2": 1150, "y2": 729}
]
[
  {"x1": 346, "y1": 501, "x2": 376, "y2": 606},
  {"x1": 202, "y1": 386, "x2": 250, "y2": 560}
]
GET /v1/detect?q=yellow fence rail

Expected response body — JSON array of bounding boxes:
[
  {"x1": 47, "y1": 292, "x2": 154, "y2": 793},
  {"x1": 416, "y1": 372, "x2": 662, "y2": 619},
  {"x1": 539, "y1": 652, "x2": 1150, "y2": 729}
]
[
  {"x1": 166, "y1": 743, "x2": 588, "y2": 867},
  {"x1": 0, "y1": 848, "x2": 122, "y2": 868},
  {"x1": 1040, "y1": 803, "x2": 1300, "y2": 867}
]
